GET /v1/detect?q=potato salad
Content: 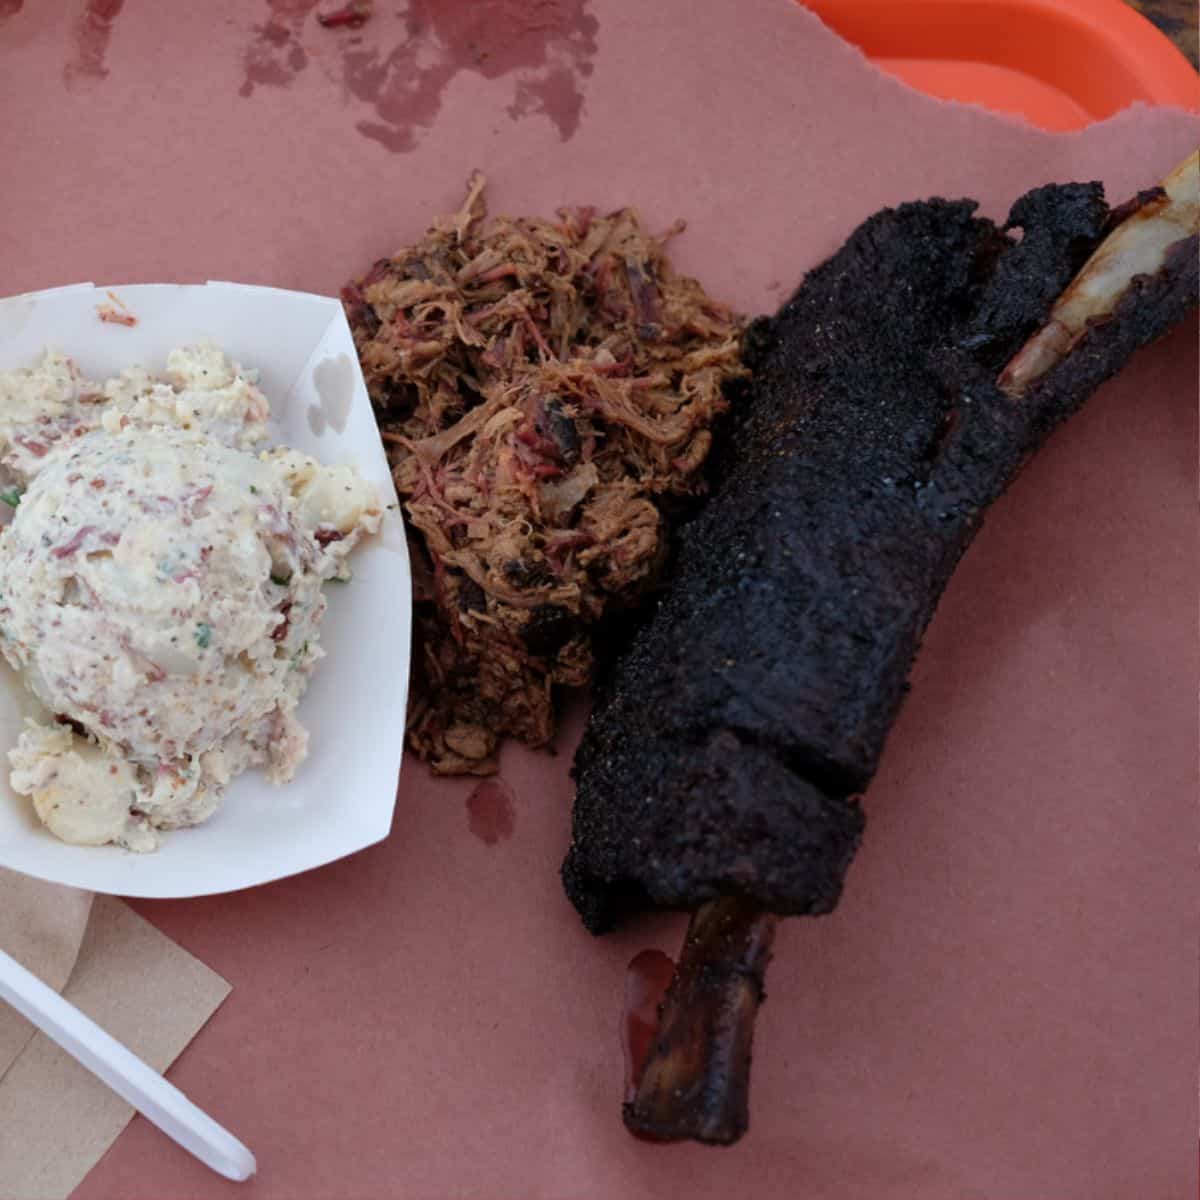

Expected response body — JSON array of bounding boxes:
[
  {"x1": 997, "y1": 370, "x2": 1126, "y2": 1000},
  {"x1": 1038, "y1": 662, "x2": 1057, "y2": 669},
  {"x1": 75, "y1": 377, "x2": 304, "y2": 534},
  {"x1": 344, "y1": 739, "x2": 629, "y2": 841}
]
[{"x1": 0, "y1": 345, "x2": 380, "y2": 850}]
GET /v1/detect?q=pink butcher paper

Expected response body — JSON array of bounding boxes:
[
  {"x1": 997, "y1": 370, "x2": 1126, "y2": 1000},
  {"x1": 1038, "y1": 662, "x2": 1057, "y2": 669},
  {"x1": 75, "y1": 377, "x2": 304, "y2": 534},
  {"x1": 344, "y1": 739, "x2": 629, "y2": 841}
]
[{"x1": 0, "y1": 1, "x2": 1195, "y2": 1197}]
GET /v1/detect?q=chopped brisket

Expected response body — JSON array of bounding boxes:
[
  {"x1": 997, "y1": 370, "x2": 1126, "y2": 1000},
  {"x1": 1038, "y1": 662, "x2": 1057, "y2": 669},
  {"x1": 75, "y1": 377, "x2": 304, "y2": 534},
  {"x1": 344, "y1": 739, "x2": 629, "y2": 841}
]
[{"x1": 345, "y1": 175, "x2": 746, "y2": 773}]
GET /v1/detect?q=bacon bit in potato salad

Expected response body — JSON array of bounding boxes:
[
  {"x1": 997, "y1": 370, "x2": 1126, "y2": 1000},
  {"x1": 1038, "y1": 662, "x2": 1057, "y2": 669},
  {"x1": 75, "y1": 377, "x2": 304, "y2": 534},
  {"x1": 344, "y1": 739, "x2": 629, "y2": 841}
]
[{"x1": 96, "y1": 290, "x2": 138, "y2": 327}]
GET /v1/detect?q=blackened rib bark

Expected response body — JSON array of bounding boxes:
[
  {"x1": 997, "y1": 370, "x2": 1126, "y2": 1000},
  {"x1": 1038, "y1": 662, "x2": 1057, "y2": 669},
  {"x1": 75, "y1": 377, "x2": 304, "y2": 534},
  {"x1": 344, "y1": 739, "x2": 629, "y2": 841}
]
[
  {"x1": 1018, "y1": 232, "x2": 1198, "y2": 445},
  {"x1": 961, "y1": 182, "x2": 1110, "y2": 369},
  {"x1": 564, "y1": 730, "x2": 864, "y2": 934},
  {"x1": 564, "y1": 181, "x2": 1195, "y2": 934}
]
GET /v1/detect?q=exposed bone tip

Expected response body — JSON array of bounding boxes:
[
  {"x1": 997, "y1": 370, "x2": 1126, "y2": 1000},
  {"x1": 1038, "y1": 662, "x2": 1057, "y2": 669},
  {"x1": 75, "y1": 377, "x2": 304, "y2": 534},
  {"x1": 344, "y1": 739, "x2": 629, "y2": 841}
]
[
  {"x1": 999, "y1": 151, "x2": 1200, "y2": 395},
  {"x1": 623, "y1": 897, "x2": 777, "y2": 1145}
]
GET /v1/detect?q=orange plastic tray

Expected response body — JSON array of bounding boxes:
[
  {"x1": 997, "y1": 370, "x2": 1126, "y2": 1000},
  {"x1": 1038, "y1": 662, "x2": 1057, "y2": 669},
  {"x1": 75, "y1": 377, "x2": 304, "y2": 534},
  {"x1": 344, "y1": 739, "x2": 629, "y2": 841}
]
[{"x1": 801, "y1": 0, "x2": 1200, "y2": 131}]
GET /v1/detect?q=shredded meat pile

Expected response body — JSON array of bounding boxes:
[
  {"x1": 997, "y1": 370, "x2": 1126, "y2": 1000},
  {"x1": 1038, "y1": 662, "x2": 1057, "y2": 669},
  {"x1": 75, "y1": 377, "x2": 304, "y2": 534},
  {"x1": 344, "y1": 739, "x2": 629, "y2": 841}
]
[{"x1": 343, "y1": 174, "x2": 745, "y2": 774}]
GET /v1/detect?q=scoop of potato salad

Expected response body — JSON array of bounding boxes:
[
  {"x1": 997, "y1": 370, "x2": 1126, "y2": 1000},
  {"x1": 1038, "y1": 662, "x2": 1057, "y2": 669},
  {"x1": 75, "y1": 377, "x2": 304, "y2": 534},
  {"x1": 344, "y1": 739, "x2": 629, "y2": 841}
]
[{"x1": 0, "y1": 345, "x2": 380, "y2": 850}]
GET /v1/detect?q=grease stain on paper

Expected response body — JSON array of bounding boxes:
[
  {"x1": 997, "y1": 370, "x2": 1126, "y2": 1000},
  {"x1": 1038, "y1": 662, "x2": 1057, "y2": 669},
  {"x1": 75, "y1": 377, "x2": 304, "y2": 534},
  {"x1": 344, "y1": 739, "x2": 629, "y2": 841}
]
[
  {"x1": 466, "y1": 777, "x2": 515, "y2": 846},
  {"x1": 239, "y1": 0, "x2": 597, "y2": 151},
  {"x1": 240, "y1": 0, "x2": 318, "y2": 97},
  {"x1": 63, "y1": 0, "x2": 125, "y2": 88},
  {"x1": 621, "y1": 949, "x2": 676, "y2": 1101},
  {"x1": 309, "y1": 353, "x2": 355, "y2": 436}
]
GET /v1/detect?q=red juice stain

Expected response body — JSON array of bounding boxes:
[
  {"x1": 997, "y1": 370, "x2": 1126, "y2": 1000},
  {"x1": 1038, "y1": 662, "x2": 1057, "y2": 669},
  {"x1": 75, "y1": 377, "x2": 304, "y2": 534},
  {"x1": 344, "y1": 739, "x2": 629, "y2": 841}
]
[
  {"x1": 465, "y1": 777, "x2": 515, "y2": 846},
  {"x1": 237, "y1": 0, "x2": 598, "y2": 149},
  {"x1": 621, "y1": 949, "x2": 676, "y2": 1103},
  {"x1": 239, "y1": 0, "x2": 319, "y2": 98},
  {"x1": 62, "y1": 0, "x2": 125, "y2": 88},
  {"x1": 317, "y1": 1, "x2": 371, "y2": 30},
  {"x1": 342, "y1": 0, "x2": 598, "y2": 152},
  {"x1": 506, "y1": 65, "x2": 585, "y2": 136},
  {"x1": 0, "y1": 1, "x2": 23, "y2": 23}
]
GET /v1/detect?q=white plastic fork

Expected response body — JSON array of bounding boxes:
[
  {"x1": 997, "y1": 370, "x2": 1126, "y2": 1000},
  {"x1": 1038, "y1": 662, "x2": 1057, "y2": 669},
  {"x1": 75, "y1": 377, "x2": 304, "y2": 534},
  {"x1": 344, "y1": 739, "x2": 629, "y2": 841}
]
[{"x1": 0, "y1": 946, "x2": 256, "y2": 1182}]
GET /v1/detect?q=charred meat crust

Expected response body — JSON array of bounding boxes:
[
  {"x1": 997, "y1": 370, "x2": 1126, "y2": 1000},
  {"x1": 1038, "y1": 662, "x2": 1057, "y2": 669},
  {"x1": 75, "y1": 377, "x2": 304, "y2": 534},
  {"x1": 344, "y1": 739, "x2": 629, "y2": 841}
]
[
  {"x1": 564, "y1": 182, "x2": 1196, "y2": 933},
  {"x1": 563, "y1": 731, "x2": 864, "y2": 933},
  {"x1": 961, "y1": 182, "x2": 1110, "y2": 370},
  {"x1": 1016, "y1": 232, "x2": 1198, "y2": 446}
]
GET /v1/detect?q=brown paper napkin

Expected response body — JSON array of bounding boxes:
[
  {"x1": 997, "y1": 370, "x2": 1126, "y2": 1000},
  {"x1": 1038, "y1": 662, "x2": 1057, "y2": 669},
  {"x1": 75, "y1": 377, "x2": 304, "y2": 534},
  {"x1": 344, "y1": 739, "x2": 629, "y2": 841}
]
[
  {"x1": 0, "y1": 873, "x2": 92, "y2": 1084},
  {"x1": 0, "y1": 871, "x2": 231, "y2": 1200}
]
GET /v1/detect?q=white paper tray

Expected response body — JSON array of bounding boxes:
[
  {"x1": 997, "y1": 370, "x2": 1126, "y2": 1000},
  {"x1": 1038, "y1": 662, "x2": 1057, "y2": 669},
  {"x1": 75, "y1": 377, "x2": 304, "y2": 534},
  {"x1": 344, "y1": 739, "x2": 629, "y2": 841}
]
[{"x1": 0, "y1": 282, "x2": 411, "y2": 897}]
